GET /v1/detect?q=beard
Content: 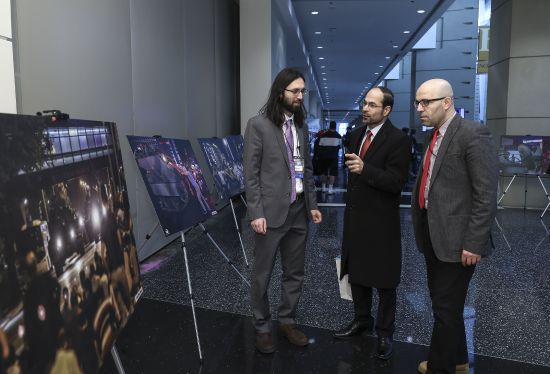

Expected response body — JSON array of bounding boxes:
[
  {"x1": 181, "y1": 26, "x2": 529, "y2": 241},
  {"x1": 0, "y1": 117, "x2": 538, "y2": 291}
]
[{"x1": 282, "y1": 97, "x2": 302, "y2": 114}]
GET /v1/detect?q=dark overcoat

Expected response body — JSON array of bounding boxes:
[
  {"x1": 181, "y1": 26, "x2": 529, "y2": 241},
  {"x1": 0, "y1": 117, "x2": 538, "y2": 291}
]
[{"x1": 340, "y1": 120, "x2": 410, "y2": 288}]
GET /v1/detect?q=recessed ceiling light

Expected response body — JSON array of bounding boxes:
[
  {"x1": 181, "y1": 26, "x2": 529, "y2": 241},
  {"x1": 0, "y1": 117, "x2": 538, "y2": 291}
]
[
  {"x1": 323, "y1": 78, "x2": 327, "y2": 80},
  {"x1": 317, "y1": 46, "x2": 323, "y2": 49},
  {"x1": 385, "y1": 56, "x2": 391, "y2": 59},
  {"x1": 393, "y1": 45, "x2": 399, "y2": 48},
  {"x1": 379, "y1": 65, "x2": 383, "y2": 68},
  {"x1": 319, "y1": 57, "x2": 325, "y2": 60},
  {"x1": 315, "y1": 31, "x2": 322, "y2": 35},
  {"x1": 322, "y1": 72, "x2": 326, "y2": 75},
  {"x1": 403, "y1": 30, "x2": 410, "y2": 34},
  {"x1": 417, "y1": 9, "x2": 426, "y2": 14},
  {"x1": 311, "y1": 11, "x2": 319, "y2": 15},
  {"x1": 375, "y1": 73, "x2": 379, "y2": 75},
  {"x1": 321, "y1": 65, "x2": 326, "y2": 68}
]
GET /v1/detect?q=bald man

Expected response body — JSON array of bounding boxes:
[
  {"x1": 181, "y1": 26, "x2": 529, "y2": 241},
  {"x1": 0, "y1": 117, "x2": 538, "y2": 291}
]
[{"x1": 411, "y1": 79, "x2": 498, "y2": 374}]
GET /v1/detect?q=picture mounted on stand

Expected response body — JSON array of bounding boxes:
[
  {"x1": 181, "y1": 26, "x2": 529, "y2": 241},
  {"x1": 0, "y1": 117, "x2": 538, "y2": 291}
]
[
  {"x1": 499, "y1": 135, "x2": 550, "y2": 175},
  {"x1": 0, "y1": 113, "x2": 142, "y2": 374},
  {"x1": 127, "y1": 136, "x2": 216, "y2": 236},
  {"x1": 224, "y1": 134, "x2": 245, "y2": 166},
  {"x1": 198, "y1": 137, "x2": 245, "y2": 200}
]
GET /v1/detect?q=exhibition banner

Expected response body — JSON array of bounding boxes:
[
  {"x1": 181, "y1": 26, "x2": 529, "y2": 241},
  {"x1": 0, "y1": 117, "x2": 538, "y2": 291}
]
[
  {"x1": 0, "y1": 113, "x2": 142, "y2": 374},
  {"x1": 198, "y1": 137, "x2": 245, "y2": 200},
  {"x1": 127, "y1": 136, "x2": 215, "y2": 236}
]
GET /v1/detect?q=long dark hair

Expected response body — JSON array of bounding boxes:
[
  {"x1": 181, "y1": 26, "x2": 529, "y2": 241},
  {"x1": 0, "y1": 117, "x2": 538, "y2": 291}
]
[{"x1": 260, "y1": 68, "x2": 307, "y2": 127}]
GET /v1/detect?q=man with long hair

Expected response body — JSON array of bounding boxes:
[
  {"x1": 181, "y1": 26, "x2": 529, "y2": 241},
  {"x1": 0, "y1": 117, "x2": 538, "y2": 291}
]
[{"x1": 244, "y1": 68, "x2": 322, "y2": 354}]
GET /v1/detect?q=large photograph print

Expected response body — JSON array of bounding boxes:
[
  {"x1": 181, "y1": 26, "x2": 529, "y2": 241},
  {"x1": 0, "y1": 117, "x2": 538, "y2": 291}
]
[
  {"x1": 0, "y1": 114, "x2": 142, "y2": 374},
  {"x1": 499, "y1": 135, "x2": 550, "y2": 175},
  {"x1": 127, "y1": 136, "x2": 215, "y2": 236},
  {"x1": 224, "y1": 134, "x2": 245, "y2": 166},
  {"x1": 198, "y1": 137, "x2": 245, "y2": 200}
]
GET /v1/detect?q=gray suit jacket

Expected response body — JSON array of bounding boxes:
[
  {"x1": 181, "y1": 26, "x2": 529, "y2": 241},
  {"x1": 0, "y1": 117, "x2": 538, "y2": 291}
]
[
  {"x1": 411, "y1": 115, "x2": 498, "y2": 262},
  {"x1": 243, "y1": 114, "x2": 318, "y2": 228}
]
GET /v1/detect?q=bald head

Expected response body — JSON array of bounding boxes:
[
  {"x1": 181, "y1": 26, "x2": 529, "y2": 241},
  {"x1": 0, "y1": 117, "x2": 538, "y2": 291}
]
[
  {"x1": 415, "y1": 79, "x2": 456, "y2": 128},
  {"x1": 418, "y1": 79, "x2": 453, "y2": 98}
]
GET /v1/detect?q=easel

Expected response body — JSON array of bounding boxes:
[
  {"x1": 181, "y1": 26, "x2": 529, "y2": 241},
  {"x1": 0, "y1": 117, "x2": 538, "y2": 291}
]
[
  {"x1": 537, "y1": 176, "x2": 550, "y2": 218},
  {"x1": 498, "y1": 174, "x2": 550, "y2": 217},
  {"x1": 179, "y1": 220, "x2": 250, "y2": 362},
  {"x1": 497, "y1": 173, "x2": 519, "y2": 206},
  {"x1": 228, "y1": 192, "x2": 249, "y2": 267},
  {"x1": 111, "y1": 346, "x2": 126, "y2": 374}
]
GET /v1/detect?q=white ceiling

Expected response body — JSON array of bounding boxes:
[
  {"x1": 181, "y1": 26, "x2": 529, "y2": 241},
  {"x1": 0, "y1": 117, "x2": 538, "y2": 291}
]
[{"x1": 291, "y1": 0, "x2": 455, "y2": 115}]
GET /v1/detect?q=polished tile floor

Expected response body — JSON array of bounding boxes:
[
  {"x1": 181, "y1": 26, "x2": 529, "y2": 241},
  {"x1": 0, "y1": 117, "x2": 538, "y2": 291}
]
[{"x1": 100, "y1": 166, "x2": 550, "y2": 373}]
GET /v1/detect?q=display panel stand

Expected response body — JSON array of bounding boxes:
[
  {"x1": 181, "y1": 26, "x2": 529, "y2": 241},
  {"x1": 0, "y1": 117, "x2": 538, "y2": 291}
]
[
  {"x1": 229, "y1": 197, "x2": 249, "y2": 268},
  {"x1": 197, "y1": 222, "x2": 250, "y2": 287},
  {"x1": 240, "y1": 193, "x2": 248, "y2": 208},
  {"x1": 178, "y1": 221, "x2": 251, "y2": 362},
  {"x1": 111, "y1": 345, "x2": 127, "y2": 374},
  {"x1": 497, "y1": 174, "x2": 518, "y2": 206},
  {"x1": 180, "y1": 231, "x2": 204, "y2": 362},
  {"x1": 493, "y1": 217, "x2": 511, "y2": 251},
  {"x1": 537, "y1": 176, "x2": 550, "y2": 218}
]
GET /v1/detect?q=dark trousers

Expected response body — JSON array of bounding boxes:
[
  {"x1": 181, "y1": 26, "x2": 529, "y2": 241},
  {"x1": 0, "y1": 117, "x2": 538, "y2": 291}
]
[
  {"x1": 420, "y1": 210, "x2": 475, "y2": 374},
  {"x1": 350, "y1": 284, "x2": 396, "y2": 337},
  {"x1": 250, "y1": 196, "x2": 307, "y2": 333}
]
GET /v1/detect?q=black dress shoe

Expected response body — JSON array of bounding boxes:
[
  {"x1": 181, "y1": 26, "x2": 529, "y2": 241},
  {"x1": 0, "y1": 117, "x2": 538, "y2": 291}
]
[
  {"x1": 333, "y1": 320, "x2": 372, "y2": 339},
  {"x1": 376, "y1": 336, "x2": 393, "y2": 360}
]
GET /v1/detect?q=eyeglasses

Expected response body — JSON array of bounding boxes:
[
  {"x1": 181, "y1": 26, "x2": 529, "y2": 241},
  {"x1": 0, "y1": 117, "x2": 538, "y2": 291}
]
[
  {"x1": 285, "y1": 88, "x2": 308, "y2": 96},
  {"x1": 413, "y1": 97, "x2": 448, "y2": 108},
  {"x1": 361, "y1": 101, "x2": 383, "y2": 109}
]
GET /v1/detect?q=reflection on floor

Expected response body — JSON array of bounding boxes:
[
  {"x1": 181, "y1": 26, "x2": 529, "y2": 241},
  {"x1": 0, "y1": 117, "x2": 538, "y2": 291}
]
[
  {"x1": 101, "y1": 298, "x2": 548, "y2": 374},
  {"x1": 100, "y1": 187, "x2": 550, "y2": 373}
]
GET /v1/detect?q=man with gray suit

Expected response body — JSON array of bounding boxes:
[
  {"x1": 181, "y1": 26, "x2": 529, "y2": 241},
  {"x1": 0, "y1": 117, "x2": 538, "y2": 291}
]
[
  {"x1": 244, "y1": 68, "x2": 322, "y2": 354},
  {"x1": 411, "y1": 79, "x2": 498, "y2": 374}
]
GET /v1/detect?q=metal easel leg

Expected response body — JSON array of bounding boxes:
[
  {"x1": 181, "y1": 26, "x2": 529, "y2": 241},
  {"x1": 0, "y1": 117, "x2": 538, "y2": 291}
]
[
  {"x1": 229, "y1": 198, "x2": 249, "y2": 268},
  {"x1": 197, "y1": 223, "x2": 250, "y2": 287},
  {"x1": 181, "y1": 232, "x2": 204, "y2": 362}
]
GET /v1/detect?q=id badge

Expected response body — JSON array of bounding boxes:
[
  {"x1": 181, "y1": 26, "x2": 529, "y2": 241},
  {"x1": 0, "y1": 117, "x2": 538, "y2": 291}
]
[{"x1": 294, "y1": 156, "x2": 304, "y2": 179}]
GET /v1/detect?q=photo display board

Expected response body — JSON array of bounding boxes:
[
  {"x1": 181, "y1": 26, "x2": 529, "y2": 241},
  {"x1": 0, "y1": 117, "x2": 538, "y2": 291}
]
[
  {"x1": 0, "y1": 113, "x2": 142, "y2": 374},
  {"x1": 224, "y1": 134, "x2": 245, "y2": 166},
  {"x1": 198, "y1": 137, "x2": 245, "y2": 200},
  {"x1": 127, "y1": 136, "x2": 216, "y2": 236},
  {"x1": 499, "y1": 135, "x2": 550, "y2": 175}
]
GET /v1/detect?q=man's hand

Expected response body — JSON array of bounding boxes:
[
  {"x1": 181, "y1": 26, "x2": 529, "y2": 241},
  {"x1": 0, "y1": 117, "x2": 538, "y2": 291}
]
[
  {"x1": 311, "y1": 210, "x2": 322, "y2": 224},
  {"x1": 344, "y1": 153, "x2": 364, "y2": 174},
  {"x1": 461, "y1": 249, "x2": 481, "y2": 266},
  {"x1": 251, "y1": 218, "x2": 267, "y2": 235}
]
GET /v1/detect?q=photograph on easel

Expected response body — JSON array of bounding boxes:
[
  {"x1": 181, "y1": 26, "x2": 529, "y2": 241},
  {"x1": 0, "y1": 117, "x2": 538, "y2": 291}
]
[
  {"x1": 224, "y1": 134, "x2": 245, "y2": 166},
  {"x1": 499, "y1": 135, "x2": 550, "y2": 175},
  {"x1": 0, "y1": 113, "x2": 142, "y2": 374},
  {"x1": 198, "y1": 137, "x2": 245, "y2": 200},
  {"x1": 127, "y1": 136, "x2": 216, "y2": 236}
]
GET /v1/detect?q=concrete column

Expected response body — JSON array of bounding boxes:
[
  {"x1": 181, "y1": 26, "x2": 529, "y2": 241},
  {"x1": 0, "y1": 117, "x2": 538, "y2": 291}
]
[
  {"x1": 486, "y1": 0, "x2": 550, "y2": 140},
  {"x1": 240, "y1": 0, "x2": 271, "y2": 133}
]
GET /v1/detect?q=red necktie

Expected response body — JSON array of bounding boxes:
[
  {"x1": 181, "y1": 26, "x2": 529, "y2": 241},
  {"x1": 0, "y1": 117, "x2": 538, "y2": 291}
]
[
  {"x1": 359, "y1": 130, "x2": 373, "y2": 158},
  {"x1": 418, "y1": 128, "x2": 439, "y2": 209}
]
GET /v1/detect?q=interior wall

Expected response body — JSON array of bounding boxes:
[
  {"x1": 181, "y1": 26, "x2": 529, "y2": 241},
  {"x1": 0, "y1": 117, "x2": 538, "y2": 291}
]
[{"x1": 13, "y1": 0, "x2": 240, "y2": 260}]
